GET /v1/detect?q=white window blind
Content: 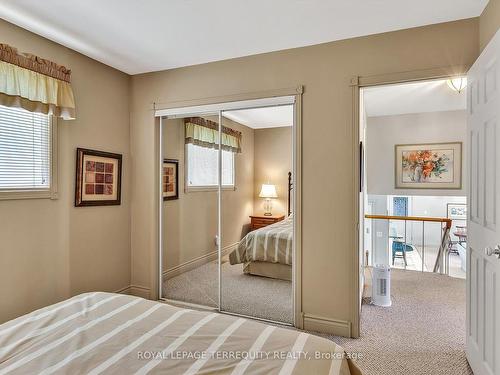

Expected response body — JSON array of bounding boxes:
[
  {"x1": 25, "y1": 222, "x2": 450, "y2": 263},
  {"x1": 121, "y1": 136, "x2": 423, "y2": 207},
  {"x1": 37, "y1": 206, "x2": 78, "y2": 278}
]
[
  {"x1": 0, "y1": 105, "x2": 51, "y2": 190},
  {"x1": 186, "y1": 143, "x2": 234, "y2": 187}
]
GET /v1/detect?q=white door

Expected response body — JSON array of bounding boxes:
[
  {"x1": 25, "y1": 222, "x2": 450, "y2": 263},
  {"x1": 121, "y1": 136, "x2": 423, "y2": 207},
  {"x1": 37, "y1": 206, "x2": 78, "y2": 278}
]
[{"x1": 467, "y1": 29, "x2": 500, "y2": 375}]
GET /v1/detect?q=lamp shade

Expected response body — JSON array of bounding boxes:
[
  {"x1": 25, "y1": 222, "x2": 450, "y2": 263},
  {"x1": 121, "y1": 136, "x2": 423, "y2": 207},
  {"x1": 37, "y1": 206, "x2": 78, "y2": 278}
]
[{"x1": 259, "y1": 184, "x2": 278, "y2": 198}]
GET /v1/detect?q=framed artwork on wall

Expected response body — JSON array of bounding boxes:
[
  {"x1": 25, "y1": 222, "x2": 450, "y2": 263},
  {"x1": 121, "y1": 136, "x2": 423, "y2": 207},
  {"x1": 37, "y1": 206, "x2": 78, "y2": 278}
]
[
  {"x1": 163, "y1": 159, "x2": 179, "y2": 201},
  {"x1": 447, "y1": 203, "x2": 467, "y2": 220},
  {"x1": 395, "y1": 142, "x2": 462, "y2": 189},
  {"x1": 75, "y1": 148, "x2": 122, "y2": 207}
]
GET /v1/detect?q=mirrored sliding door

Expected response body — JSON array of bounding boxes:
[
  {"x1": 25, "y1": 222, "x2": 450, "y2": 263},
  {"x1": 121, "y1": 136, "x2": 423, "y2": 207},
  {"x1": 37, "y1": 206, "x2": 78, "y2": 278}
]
[
  {"x1": 158, "y1": 96, "x2": 296, "y2": 325},
  {"x1": 219, "y1": 106, "x2": 294, "y2": 324},
  {"x1": 161, "y1": 114, "x2": 219, "y2": 308}
]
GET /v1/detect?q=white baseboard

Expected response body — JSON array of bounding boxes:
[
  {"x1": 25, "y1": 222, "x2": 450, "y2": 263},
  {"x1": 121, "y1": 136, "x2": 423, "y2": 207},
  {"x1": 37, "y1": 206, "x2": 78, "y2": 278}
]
[
  {"x1": 163, "y1": 242, "x2": 238, "y2": 280},
  {"x1": 303, "y1": 313, "x2": 352, "y2": 337}
]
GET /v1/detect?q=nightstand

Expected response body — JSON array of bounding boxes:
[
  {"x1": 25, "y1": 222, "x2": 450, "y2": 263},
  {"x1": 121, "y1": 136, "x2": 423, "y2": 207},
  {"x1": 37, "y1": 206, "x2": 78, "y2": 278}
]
[{"x1": 249, "y1": 214, "x2": 285, "y2": 231}]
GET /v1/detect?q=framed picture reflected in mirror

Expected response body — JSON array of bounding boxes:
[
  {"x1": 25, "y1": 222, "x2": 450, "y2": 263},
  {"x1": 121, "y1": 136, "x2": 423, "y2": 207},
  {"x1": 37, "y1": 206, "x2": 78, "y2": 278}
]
[{"x1": 163, "y1": 159, "x2": 179, "y2": 201}]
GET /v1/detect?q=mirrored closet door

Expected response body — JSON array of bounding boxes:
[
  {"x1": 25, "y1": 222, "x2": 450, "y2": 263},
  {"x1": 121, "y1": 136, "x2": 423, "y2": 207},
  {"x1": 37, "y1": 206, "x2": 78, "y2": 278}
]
[
  {"x1": 220, "y1": 107, "x2": 294, "y2": 324},
  {"x1": 159, "y1": 97, "x2": 296, "y2": 326},
  {"x1": 160, "y1": 114, "x2": 219, "y2": 308}
]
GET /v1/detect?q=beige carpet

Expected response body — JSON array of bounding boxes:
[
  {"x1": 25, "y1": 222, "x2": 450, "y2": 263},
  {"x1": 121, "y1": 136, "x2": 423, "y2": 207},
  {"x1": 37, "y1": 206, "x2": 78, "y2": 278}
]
[
  {"x1": 392, "y1": 247, "x2": 466, "y2": 279},
  {"x1": 322, "y1": 269, "x2": 471, "y2": 375},
  {"x1": 164, "y1": 260, "x2": 293, "y2": 324},
  {"x1": 165, "y1": 264, "x2": 469, "y2": 374}
]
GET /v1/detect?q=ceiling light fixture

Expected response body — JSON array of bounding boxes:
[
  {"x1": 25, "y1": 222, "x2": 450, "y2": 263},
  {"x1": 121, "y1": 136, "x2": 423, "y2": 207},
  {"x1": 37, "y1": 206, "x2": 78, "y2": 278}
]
[{"x1": 446, "y1": 77, "x2": 467, "y2": 93}]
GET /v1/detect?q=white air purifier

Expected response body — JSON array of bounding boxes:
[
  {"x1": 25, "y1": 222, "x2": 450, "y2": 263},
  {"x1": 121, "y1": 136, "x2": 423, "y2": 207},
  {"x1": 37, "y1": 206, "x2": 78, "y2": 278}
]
[{"x1": 372, "y1": 264, "x2": 391, "y2": 307}]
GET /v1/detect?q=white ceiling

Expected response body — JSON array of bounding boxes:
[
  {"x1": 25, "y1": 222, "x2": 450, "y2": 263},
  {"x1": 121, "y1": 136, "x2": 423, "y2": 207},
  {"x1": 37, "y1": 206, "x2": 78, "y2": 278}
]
[
  {"x1": 0, "y1": 0, "x2": 488, "y2": 74},
  {"x1": 224, "y1": 105, "x2": 293, "y2": 129},
  {"x1": 363, "y1": 79, "x2": 467, "y2": 117}
]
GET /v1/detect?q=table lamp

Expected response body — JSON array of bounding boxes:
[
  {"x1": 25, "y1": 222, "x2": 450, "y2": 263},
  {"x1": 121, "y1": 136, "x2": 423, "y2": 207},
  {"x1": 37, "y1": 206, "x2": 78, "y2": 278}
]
[{"x1": 259, "y1": 184, "x2": 278, "y2": 216}]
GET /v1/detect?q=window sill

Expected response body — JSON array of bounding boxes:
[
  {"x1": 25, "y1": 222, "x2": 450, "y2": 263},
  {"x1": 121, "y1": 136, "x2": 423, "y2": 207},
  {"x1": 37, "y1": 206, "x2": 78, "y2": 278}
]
[
  {"x1": 185, "y1": 186, "x2": 236, "y2": 193},
  {"x1": 0, "y1": 189, "x2": 58, "y2": 201}
]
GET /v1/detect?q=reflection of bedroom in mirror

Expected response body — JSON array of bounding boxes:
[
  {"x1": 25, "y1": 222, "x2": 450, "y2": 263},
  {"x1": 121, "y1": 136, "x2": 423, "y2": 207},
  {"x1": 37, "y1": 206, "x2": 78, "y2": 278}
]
[
  {"x1": 221, "y1": 106, "x2": 293, "y2": 324},
  {"x1": 161, "y1": 114, "x2": 219, "y2": 309},
  {"x1": 159, "y1": 97, "x2": 295, "y2": 325}
]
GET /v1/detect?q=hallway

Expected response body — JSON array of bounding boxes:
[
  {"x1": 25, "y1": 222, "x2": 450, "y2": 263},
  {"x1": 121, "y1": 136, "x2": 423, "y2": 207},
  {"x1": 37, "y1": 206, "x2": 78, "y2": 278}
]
[{"x1": 326, "y1": 269, "x2": 470, "y2": 375}]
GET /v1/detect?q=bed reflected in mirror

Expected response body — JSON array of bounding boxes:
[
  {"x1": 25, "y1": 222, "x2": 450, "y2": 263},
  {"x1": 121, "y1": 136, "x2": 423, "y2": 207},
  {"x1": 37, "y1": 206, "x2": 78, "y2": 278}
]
[{"x1": 220, "y1": 107, "x2": 294, "y2": 324}]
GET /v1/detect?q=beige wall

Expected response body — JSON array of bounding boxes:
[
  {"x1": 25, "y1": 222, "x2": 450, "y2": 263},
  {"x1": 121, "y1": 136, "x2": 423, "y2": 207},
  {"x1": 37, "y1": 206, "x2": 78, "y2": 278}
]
[
  {"x1": 162, "y1": 117, "x2": 254, "y2": 272},
  {"x1": 221, "y1": 118, "x2": 256, "y2": 247},
  {"x1": 0, "y1": 10, "x2": 487, "y2": 334},
  {"x1": 0, "y1": 20, "x2": 131, "y2": 323},
  {"x1": 253, "y1": 127, "x2": 292, "y2": 216},
  {"x1": 480, "y1": 0, "x2": 500, "y2": 50},
  {"x1": 130, "y1": 19, "x2": 479, "y2": 335}
]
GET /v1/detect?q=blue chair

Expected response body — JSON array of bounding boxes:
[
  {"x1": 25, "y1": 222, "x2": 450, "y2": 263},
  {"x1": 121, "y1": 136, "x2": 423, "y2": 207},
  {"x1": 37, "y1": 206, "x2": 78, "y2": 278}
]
[{"x1": 392, "y1": 240, "x2": 414, "y2": 266}]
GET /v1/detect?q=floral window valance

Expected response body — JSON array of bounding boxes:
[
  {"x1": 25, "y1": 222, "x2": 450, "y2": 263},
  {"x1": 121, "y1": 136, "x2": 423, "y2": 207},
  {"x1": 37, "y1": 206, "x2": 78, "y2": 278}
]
[
  {"x1": 185, "y1": 117, "x2": 242, "y2": 153},
  {"x1": 0, "y1": 43, "x2": 76, "y2": 120}
]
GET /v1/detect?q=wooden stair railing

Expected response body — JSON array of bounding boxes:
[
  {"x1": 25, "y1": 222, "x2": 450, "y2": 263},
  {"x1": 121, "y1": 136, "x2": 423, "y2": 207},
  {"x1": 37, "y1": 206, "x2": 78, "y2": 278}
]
[
  {"x1": 365, "y1": 215, "x2": 451, "y2": 228},
  {"x1": 364, "y1": 215, "x2": 452, "y2": 275}
]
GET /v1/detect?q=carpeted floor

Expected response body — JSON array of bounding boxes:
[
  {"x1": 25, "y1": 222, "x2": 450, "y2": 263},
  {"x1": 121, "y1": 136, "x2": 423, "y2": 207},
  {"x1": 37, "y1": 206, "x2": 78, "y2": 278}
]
[
  {"x1": 164, "y1": 260, "x2": 293, "y2": 324},
  {"x1": 392, "y1": 246, "x2": 466, "y2": 279},
  {"x1": 165, "y1": 264, "x2": 469, "y2": 374},
  {"x1": 322, "y1": 269, "x2": 471, "y2": 375}
]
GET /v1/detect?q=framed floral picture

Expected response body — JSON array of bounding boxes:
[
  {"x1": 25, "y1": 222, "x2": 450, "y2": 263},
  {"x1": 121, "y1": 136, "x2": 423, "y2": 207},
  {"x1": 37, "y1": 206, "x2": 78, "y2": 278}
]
[
  {"x1": 75, "y1": 148, "x2": 122, "y2": 207},
  {"x1": 395, "y1": 142, "x2": 462, "y2": 189},
  {"x1": 163, "y1": 159, "x2": 179, "y2": 201}
]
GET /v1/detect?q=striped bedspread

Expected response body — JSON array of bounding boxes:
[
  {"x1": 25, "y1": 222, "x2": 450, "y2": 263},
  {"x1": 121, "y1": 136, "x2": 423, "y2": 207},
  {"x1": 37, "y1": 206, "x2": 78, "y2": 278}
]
[
  {"x1": 0, "y1": 293, "x2": 358, "y2": 374},
  {"x1": 230, "y1": 216, "x2": 293, "y2": 266}
]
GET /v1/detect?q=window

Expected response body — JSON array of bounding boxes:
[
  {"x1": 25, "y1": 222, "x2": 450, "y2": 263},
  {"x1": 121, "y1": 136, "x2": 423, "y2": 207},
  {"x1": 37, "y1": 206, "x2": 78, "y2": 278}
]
[
  {"x1": 393, "y1": 197, "x2": 408, "y2": 216},
  {"x1": 0, "y1": 105, "x2": 57, "y2": 200},
  {"x1": 186, "y1": 143, "x2": 235, "y2": 190}
]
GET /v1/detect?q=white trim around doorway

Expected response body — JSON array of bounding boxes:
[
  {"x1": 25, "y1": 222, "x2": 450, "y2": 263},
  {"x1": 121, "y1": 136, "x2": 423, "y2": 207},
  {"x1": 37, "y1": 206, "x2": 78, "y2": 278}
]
[{"x1": 351, "y1": 65, "x2": 470, "y2": 338}]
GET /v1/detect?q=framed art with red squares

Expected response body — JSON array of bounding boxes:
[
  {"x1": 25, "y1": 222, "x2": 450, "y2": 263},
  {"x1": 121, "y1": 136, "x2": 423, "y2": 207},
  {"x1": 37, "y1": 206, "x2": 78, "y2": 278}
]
[{"x1": 75, "y1": 148, "x2": 122, "y2": 207}]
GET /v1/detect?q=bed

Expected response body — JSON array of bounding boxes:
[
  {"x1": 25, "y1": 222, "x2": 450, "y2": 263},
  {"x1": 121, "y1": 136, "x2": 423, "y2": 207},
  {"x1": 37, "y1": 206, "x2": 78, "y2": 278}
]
[
  {"x1": 229, "y1": 172, "x2": 293, "y2": 281},
  {"x1": 229, "y1": 215, "x2": 293, "y2": 281},
  {"x1": 0, "y1": 293, "x2": 360, "y2": 374}
]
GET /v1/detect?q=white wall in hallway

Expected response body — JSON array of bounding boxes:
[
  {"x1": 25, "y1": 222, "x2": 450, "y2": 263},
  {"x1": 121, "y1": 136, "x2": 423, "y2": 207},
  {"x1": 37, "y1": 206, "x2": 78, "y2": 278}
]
[
  {"x1": 367, "y1": 195, "x2": 390, "y2": 266},
  {"x1": 365, "y1": 109, "x2": 468, "y2": 267},
  {"x1": 366, "y1": 110, "x2": 467, "y2": 196}
]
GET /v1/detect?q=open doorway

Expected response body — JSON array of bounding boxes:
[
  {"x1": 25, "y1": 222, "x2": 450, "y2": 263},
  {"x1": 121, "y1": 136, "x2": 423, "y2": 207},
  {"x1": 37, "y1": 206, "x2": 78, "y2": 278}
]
[
  {"x1": 341, "y1": 78, "x2": 472, "y2": 373},
  {"x1": 361, "y1": 78, "x2": 468, "y2": 279}
]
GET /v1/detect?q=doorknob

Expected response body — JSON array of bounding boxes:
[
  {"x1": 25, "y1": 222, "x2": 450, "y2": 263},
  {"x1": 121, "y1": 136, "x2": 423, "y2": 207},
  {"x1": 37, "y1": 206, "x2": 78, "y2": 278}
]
[{"x1": 485, "y1": 246, "x2": 500, "y2": 259}]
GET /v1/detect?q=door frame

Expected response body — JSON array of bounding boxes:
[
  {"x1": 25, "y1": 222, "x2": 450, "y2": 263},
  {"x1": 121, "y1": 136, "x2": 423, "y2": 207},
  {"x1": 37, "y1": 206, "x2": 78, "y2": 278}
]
[
  {"x1": 351, "y1": 65, "x2": 470, "y2": 337},
  {"x1": 154, "y1": 86, "x2": 304, "y2": 328}
]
